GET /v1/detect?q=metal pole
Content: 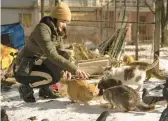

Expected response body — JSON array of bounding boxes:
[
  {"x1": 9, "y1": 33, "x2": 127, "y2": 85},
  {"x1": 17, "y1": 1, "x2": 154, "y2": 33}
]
[
  {"x1": 100, "y1": 8, "x2": 103, "y2": 41},
  {"x1": 115, "y1": 0, "x2": 117, "y2": 30},
  {"x1": 135, "y1": 0, "x2": 139, "y2": 60},
  {"x1": 107, "y1": 3, "x2": 109, "y2": 38},
  {"x1": 41, "y1": 0, "x2": 44, "y2": 18}
]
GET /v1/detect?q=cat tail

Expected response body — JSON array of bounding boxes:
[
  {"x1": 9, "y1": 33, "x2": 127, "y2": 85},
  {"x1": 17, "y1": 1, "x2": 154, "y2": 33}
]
[
  {"x1": 145, "y1": 54, "x2": 159, "y2": 71},
  {"x1": 137, "y1": 103, "x2": 155, "y2": 112},
  {"x1": 152, "y1": 70, "x2": 165, "y2": 80}
]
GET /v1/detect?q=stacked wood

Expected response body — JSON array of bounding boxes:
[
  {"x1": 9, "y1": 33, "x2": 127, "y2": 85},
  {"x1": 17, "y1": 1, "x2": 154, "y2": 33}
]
[
  {"x1": 64, "y1": 43, "x2": 103, "y2": 63},
  {"x1": 98, "y1": 25, "x2": 127, "y2": 60},
  {"x1": 98, "y1": 5, "x2": 127, "y2": 60}
]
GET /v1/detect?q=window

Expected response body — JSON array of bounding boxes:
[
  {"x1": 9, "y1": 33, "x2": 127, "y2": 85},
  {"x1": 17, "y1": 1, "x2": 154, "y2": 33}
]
[{"x1": 19, "y1": 13, "x2": 32, "y2": 28}]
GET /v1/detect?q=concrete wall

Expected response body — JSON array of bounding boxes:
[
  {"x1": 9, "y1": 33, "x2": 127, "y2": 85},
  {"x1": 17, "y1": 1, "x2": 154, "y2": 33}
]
[
  {"x1": 127, "y1": 12, "x2": 154, "y2": 42},
  {"x1": 1, "y1": 0, "x2": 39, "y2": 37},
  {"x1": 1, "y1": 8, "x2": 40, "y2": 37},
  {"x1": 1, "y1": 0, "x2": 36, "y2": 7}
]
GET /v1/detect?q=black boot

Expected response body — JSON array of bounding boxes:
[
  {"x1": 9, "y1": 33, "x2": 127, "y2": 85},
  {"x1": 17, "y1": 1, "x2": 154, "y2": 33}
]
[
  {"x1": 18, "y1": 85, "x2": 36, "y2": 103},
  {"x1": 39, "y1": 85, "x2": 62, "y2": 99}
]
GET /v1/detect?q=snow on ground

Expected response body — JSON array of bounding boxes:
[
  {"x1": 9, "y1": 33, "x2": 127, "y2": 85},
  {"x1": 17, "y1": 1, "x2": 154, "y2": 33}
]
[
  {"x1": 1, "y1": 78, "x2": 167, "y2": 121},
  {"x1": 1, "y1": 44, "x2": 168, "y2": 121}
]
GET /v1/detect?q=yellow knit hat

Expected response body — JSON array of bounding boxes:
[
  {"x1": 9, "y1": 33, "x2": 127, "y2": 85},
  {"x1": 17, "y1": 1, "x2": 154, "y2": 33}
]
[{"x1": 50, "y1": 2, "x2": 71, "y2": 21}]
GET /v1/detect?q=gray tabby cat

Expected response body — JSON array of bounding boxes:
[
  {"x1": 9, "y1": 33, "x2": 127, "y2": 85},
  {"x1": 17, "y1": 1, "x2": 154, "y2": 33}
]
[
  {"x1": 103, "y1": 85, "x2": 155, "y2": 112},
  {"x1": 103, "y1": 55, "x2": 159, "y2": 90}
]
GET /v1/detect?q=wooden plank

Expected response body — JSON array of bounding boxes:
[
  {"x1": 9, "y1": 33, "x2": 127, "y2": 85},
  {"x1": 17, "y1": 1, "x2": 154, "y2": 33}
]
[
  {"x1": 76, "y1": 57, "x2": 111, "y2": 63},
  {"x1": 77, "y1": 59, "x2": 110, "y2": 67},
  {"x1": 76, "y1": 57, "x2": 111, "y2": 75},
  {"x1": 78, "y1": 66, "x2": 105, "y2": 75}
]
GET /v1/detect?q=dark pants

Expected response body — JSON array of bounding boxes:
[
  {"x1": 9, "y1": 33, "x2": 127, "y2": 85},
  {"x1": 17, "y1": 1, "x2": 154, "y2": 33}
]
[
  {"x1": 14, "y1": 59, "x2": 62, "y2": 88},
  {"x1": 14, "y1": 50, "x2": 69, "y2": 88}
]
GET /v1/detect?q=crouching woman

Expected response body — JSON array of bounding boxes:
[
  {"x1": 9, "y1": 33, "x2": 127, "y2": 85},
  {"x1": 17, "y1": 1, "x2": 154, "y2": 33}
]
[{"x1": 13, "y1": 2, "x2": 88, "y2": 103}]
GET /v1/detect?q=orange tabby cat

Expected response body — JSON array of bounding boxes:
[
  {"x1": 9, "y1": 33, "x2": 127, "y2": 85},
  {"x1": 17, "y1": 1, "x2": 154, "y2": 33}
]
[
  {"x1": 60, "y1": 77, "x2": 99, "y2": 104},
  {"x1": 123, "y1": 55, "x2": 135, "y2": 64}
]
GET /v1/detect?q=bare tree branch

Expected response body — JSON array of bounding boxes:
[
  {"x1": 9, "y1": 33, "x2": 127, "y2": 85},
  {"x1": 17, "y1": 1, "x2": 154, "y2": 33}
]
[{"x1": 145, "y1": 0, "x2": 155, "y2": 15}]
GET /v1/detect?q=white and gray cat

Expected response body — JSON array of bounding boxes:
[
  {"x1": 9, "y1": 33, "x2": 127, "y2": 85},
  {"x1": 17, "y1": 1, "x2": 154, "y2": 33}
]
[{"x1": 103, "y1": 55, "x2": 159, "y2": 90}]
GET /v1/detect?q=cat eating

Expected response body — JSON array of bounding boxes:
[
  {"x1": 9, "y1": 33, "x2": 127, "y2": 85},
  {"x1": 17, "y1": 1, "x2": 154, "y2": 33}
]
[
  {"x1": 103, "y1": 85, "x2": 155, "y2": 112},
  {"x1": 60, "y1": 71, "x2": 99, "y2": 104},
  {"x1": 103, "y1": 55, "x2": 159, "y2": 90},
  {"x1": 98, "y1": 78, "x2": 122, "y2": 96}
]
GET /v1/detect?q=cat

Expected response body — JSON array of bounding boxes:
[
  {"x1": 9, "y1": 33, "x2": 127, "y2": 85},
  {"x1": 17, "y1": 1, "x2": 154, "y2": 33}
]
[
  {"x1": 96, "y1": 111, "x2": 110, "y2": 121},
  {"x1": 123, "y1": 54, "x2": 165, "y2": 80},
  {"x1": 103, "y1": 54, "x2": 159, "y2": 90},
  {"x1": 98, "y1": 77, "x2": 122, "y2": 96},
  {"x1": 123, "y1": 55, "x2": 135, "y2": 64},
  {"x1": 103, "y1": 85, "x2": 155, "y2": 112},
  {"x1": 60, "y1": 78, "x2": 99, "y2": 104}
]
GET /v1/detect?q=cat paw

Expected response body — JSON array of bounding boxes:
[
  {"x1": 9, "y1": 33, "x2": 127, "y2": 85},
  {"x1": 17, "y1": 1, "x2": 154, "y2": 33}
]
[
  {"x1": 100, "y1": 103, "x2": 112, "y2": 109},
  {"x1": 83, "y1": 102, "x2": 90, "y2": 106},
  {"x1": 71, "y1": 100, "x2": 76, "y2": 103}
]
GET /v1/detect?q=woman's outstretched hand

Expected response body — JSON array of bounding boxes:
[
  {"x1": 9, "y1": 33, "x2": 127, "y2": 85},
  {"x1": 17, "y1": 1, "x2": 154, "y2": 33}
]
[
  {"x1": 62, "y1": 69, "x2": 89, "y2": 80},
  {"x1": 75, "y1": 69, "x2": 89, "y2": 80}
]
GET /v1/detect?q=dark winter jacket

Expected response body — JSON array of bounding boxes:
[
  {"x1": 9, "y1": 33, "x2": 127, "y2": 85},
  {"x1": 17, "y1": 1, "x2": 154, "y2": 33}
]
[{"x1": 15, "y1": 16, "x2": 77, "y2": 74}]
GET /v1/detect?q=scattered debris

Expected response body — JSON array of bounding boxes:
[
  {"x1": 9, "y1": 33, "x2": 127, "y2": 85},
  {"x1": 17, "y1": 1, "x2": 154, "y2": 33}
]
[
  {"x1": 28, "y1": 116, "x2": 37, "y2": 121},
  {"x1": 41, "y1": 119, "x2": 49, "y2": 121}
]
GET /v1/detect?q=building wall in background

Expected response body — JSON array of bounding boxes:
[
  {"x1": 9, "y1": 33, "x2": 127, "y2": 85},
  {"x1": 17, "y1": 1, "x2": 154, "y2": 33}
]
[
  {"x1": 1, "y1": 0, "x2": 36, "y2": 8},
  {"x1": 1, "y1": 0, "x2": 40, "y2": 37}
]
